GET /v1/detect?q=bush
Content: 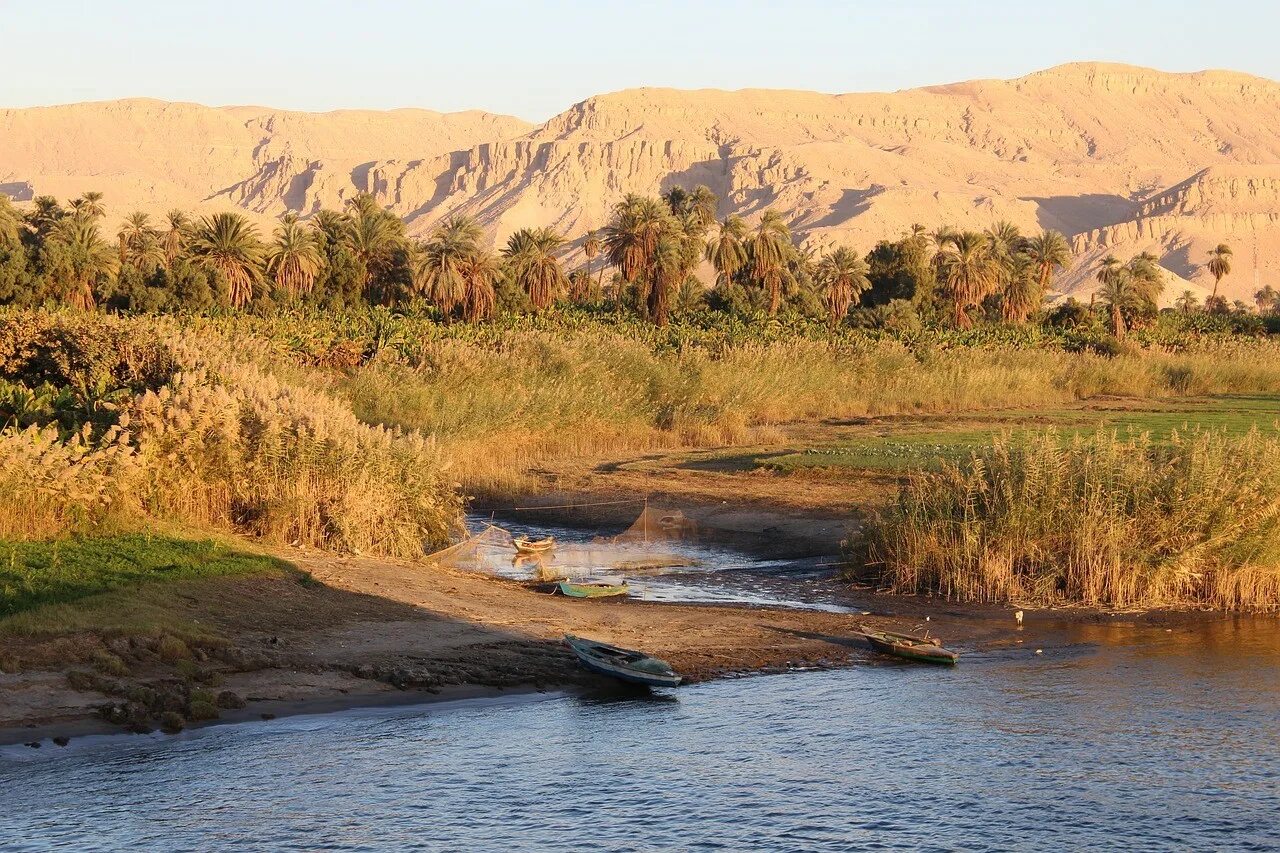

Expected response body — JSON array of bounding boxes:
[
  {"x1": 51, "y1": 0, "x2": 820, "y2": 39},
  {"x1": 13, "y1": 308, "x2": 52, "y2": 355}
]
[{"x1": 856, "y1": 428, "x2": 1280, "y2": 611}]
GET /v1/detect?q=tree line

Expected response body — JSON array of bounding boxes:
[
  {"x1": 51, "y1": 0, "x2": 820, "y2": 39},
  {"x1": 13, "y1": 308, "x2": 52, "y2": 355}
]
[{"x1": 0, "y1": 184, "x2": 1251, "y2": 335}]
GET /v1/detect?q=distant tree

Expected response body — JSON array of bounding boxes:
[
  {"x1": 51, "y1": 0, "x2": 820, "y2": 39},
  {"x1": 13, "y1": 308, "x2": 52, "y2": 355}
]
[
  {"x1": 936, "y1": 231, "x2": 998, "y2": 328},
  {"x1": 117, "y1": 212, "x2": 163, "y2": 271},
  {"x1": 189, "y1": 212, "x2": 264, "y2": 308},
  {"x1": 163, "y1": 209, "x2": 192, "y2": 268},
  {"x1": 816, "y1": 246, "x2": 870, "y2": 329},
  {"x1": 603, "y1": 195, "x2": 669, "y2": 317},
  {"x1": 1206, "y1": 243, "x2": 1233, "y2": 301},
  {"x1": 266, "y1": 218, "x2": 324, "y2": 298},
  {"x1": 416, "y1": 215, "x2": 483, "y2": 315},
  {"x1": 1024, "y1": 230, "x2": 1072, "y2": 294},
  {"x1": 705, "y1": 215, "x2": 748, "y2": 288},
  {"x1": 344, "y1": 194, "x2": 408, "y2": 303},
  {"x1": 50, "y1": 218, "x2": 116, "y2": 310},
  {"x1": 749, "y1": 209, "x2": 792, "y2": 315},
  {"x1": 582, "y1": 229, "x2": 602, "y2": 294},
  {"x1": 503, "y1": 227, "x2": 568, "y2": 310},
  {"x1": 1175, "y1": 290, "x2": 1200, "y2": 314},
  {"x1": 70, "y1": 191, "x2": 106, "y2": 223},
  {"x1": 1253, "y1": 284, "x2": 1278, "y2": 314},
  {"x1": 460, "y1": 249, "x2": 500, "y2": 322}
]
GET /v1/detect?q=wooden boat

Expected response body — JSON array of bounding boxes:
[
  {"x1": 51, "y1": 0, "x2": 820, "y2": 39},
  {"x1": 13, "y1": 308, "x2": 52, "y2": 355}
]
[
  {"x1": 548, "y1": 579, "x2": 629, "y2": 598},
  {"x1": 512, "y1": 535, "x2": 555, "y2": 555},
  {"x1": 564, "y1": 635, "x2": 681, "y2": 688},
  {"x1": 859, "y1": 625, "x2": 959, "y2": 665}
]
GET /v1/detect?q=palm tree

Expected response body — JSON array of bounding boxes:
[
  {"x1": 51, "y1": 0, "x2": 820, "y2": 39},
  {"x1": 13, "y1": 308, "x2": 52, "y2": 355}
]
[
  {"x1": 0, "y1": 195, "x2": 23, "y2": 247},
  {"x1": 344, "y1": 194, "x2": 407, "y2": 301},
  {"x1": 416, "y1": 215, "x2": 483, "y2": 315},
  {"x1": 163, "y1": 209, "x2": 192, "y2": 267},
  {"x1": 51, "y1": 218, "x2": 116, "y2": 310},
  {"x1": 504, "y1": 227, "x2": 568, "y2": 310},
  {"x1": 1206, "y1": 243, "x2": 1233, "y2": 300},
  {"x1": 705, "y1": 215, "x2": 748, "y2": 288},
  {"x1": 70, "y1": 191, "x2": 106, "y2": 223},
  {"x1": 190, "y1": 212, "x2": 264, "y2": 308},
  {"x1": 817, "y1": 246, "x2": 870, "y2": 328},
  {"x1": 649, "y1": 232, "x2": 684, "y2": 327},
  {"x1": 118, "y1": 211, "x2": 163, "y2": 270},
  {"x1": 1000, "y1": 255, "x2": 1042, "y2": 324},
  {"x1": 459, "y1": 249, "x2": 500, "y2": 322},
  {"x1": 583, "y1": 229, "x2": 602, "y2": 294},
  {"x1": 1094, "y1": 255, "x2": 1134, "y2": 338},
  {"x1": 686, "y1": 185, "x2": 718, "y2": 230},
  {"x1": 1175, "y1": 290, "x2": 1200, "y2": 314},
  {"x1": 603, "y1": 195, "x2": 669, "y2": 316},
  {"x1": 1253, "y1": 284, "x2": 1279, "y2": 314},
  {"x1": 936, "y1": 231, "x2": 998, "y2": 328},
  {"x1": 1024, "y1": 230, "x2": 1072, "y2": 293},
  {"x1": 750, "y1": 209, "x2": 792, "y2": 315},
  {"x1": 267, "y1": 218, "x2": 324, "y2": 297}
]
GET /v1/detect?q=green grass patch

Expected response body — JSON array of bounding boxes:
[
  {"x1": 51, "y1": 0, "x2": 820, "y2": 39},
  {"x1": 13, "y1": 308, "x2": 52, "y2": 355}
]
[
  {"x1": 0, "y1": 534, "x2": 286, "y2": 619},
  {"x1": 762, "y1": 395, "x2": 1280, "y2": 474}
]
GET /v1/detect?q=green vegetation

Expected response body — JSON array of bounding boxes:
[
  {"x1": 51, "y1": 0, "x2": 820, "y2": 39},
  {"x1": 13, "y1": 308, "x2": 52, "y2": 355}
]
[
  {"x1": 0, "y1": 534, "x2": 282, "y2": 618},
  {"x1": 762, "y1": 396, "x2": 1280, "y2": 474},
  {"x1": 0, "y1": 311, "x2": 461, "y2": 552},
  {"x1": 854, "y1": 429, "x2": 1280, "y2": 611}
]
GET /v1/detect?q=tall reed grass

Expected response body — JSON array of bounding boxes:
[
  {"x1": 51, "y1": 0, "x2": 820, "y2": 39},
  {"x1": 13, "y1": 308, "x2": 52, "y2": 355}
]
[
  {"x1": 0, "y1": 311, "x2": 460, "y2": 554},
  {"x1": 856, "y1": 428, "x2": 1280, "y2": 611}
]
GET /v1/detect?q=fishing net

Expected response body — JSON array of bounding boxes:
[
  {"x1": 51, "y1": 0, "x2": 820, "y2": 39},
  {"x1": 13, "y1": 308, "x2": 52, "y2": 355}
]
[{"x1": 427, "y1": 503, "x2": 703, "y2": 583}]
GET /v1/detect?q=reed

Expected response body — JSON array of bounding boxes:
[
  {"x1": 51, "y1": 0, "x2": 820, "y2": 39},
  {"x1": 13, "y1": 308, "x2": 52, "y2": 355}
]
[
  {"x1": 0, "y1": 312, "x2": 461, "y2": 554},
  {"x1": 855, "y1": 428, "x2": 1280, "y2": 610}
]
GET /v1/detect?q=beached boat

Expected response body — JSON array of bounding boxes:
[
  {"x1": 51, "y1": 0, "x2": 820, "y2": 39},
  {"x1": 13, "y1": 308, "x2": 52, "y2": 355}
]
[
  {"x1": 860, "y1": 626, "x2": 959, "y2": 665},
  {"x1": 564, "y1": 635, "x2": 681, "y2": 688},
  {"x1": 543, "y1": 579, "x2": 629, "y2": 598},
  {"x1": 512, "y1": 535, "x2": 555, "y2": 555}
]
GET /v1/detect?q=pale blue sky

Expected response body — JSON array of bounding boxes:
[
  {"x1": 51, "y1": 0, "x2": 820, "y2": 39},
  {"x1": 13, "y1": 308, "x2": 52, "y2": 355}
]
[{"x1": 6, "y1": 0, "x2": 1278, "y2": 120}]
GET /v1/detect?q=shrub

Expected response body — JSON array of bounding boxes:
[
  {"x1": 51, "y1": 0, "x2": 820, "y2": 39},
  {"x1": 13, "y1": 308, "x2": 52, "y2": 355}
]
[{"x1": 856, "y1": 428, "x2": 1280, "y2": 611}]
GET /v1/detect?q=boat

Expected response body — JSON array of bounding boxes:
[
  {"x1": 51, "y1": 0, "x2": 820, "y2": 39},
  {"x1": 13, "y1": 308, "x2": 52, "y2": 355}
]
[
  {"x1": 541, "y1": 579, "x2": 630, "y2": 598},
  {"x1": 859, "y1": 625, "x2": 959, "y2": 665},
  {"x1": 564, "y1": 635, "x2": 681, "y2": 688},
  {"x1": 512, "y1": 535, "x2": 555, "y2": 555}
]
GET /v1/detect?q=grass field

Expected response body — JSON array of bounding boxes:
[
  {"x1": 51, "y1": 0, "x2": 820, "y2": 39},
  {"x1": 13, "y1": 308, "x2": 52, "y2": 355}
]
[
  {"x1": 750, "y1": 395, "x2": 1280, "y2": 475},
  {"x1": 0, "y1": 535, "x2": 287, "y2": 619}
]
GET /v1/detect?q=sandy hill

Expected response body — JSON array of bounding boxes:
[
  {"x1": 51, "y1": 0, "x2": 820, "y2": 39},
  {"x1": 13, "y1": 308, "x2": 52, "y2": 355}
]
[{"x1": 5, "y1": 63, "x2": 1280, "y2": 303}]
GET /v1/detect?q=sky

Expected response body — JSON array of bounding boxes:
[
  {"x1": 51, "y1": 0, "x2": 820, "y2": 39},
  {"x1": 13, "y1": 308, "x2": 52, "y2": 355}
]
[{"x1": 5, "y1": 0, "x2": 1280, "y2": 121}]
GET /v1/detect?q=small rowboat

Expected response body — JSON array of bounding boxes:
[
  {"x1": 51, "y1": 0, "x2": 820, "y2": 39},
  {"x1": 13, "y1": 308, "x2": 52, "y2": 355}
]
[
  {"x1": 860, "y1": 625, "x2": 959, "y2": 665},
  {"x1": 564, "y1": 635, "x2": 681, "y2": 688},
  {"x1": 544, "y1": 580, "x2": 629, "y2": 599},
  {"x1": 512, "y1": 535, "x2": 555, "y2": 555}
]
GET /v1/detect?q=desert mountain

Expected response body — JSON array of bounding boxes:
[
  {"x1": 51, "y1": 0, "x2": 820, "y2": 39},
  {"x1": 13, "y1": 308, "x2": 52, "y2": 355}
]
[{"x1": 5, "y1": 63, "x2": 1280, "y2": 303}]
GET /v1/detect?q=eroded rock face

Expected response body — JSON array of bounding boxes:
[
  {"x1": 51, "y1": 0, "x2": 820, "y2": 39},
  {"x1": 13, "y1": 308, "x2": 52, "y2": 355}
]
[{"x1": 5, "y1": 62, "x2": 1280, "y2": 301}]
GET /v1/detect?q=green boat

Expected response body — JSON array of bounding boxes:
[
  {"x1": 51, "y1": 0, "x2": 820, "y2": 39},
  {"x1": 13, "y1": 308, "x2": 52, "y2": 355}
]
[
  {"x1": 860, "y1": 625, "x2": 959, "y2": 665},
  {"x1": 531, "y1": 579, "x2": 630, "y2": 598},
  {"x1": 564, "y1": 635, "x2": 681, "y2": 688}
]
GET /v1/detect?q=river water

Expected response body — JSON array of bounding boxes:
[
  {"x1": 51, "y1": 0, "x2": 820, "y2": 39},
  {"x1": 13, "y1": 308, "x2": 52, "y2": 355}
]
[{"x1": 2, "y1": 521, "x2": 1278, "y2": 851}]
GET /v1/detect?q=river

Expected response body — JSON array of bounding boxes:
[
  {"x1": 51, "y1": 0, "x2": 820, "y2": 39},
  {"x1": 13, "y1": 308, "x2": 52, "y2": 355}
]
[{"x1": 2, "y1": 520, "x2": 1277, "y2": 851}]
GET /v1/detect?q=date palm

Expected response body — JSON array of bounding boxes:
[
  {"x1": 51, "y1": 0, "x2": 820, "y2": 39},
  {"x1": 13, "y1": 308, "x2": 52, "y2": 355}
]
[
  {"x1": 504, "y1": 227, "x2": 568, "y2": 310},
  {"x1": 1024, "y1": 230, "x2": 1072, "y2": 293},
  {"x1": 1254, "y1": 285, "x2": 1279, "y2": 314},
  {"x1": 705, "y1": 215, "x2": 748, "y2": 287},
  {"x1": 163, "y1": 209, "x2": 192, "y2": 267},
  {"x1": 1094, "y1": 255, "x2": 1133, "y2": 338},
  {"x1": 0, "y1": 195, "x2": 22, "y2": 247},
  {"x1": 750, "y1": 209, "x2": 792, "y2": 315},
  {"x1": 603, "y1": 195, "x2": 669, "y2": 317},
  {"x1": 52, "y1": 218, "x2": 116, "y2": 310},
  {"x1": 1206, "y1": 243, "x2": 1233, "y2": 300},
  {"x1": 118, "y1": 211, "x2": 163, "y2": 270},
  {"x1": 1175, "y1": 290, "x2": 1200, "y2": 314},
  {"x1": 267, "y1": 218, "x2": 324, "y2": 297},
  {"x1": 999, "y1": 254, "x2": 1042, "y2": 323},
  {"x1": 817, "y1": 246, "x2": 870, "y2": 328},
  {"x1": 344, "y1": 194, "x2": 407, "y2": 300},
  {"x1": 417, "y1": 215, "x2": 483, "y2": 314},
  {"x1": 583, "y1": 229, "x2": 602, "y2": 294},
  {"x1": 936, "y1": 231, "x2": 998, "y2": 328},
  {"x1": 649, "y1": 232, "x2": 684, "y2": 327},
  {"x1": 70, "y1": 191, "x2": 106, "y2": 223},
  {"x1": 190, "y1": 212, "x2": 265, "y2": 308},
  {"x1": 459, "y1": 249, "x2": 500, "y2": 322}
]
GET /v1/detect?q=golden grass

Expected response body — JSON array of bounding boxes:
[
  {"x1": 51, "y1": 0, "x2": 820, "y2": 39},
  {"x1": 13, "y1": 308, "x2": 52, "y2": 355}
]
[{"x1": 856, "y1": 428, "x2": 1280, "y2": 611}]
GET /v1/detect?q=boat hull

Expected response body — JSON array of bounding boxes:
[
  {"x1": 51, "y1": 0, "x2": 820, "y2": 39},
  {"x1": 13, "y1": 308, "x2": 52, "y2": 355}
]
[
  {"x1": 864, "y1": 634, "x2": 959, "y2": 665},
  {"x1": 564, "y1": 635, "x2": 682, "y2": 688},
  {"x1": 555, "y1": 581, "x2": 629, "y2": 599}
]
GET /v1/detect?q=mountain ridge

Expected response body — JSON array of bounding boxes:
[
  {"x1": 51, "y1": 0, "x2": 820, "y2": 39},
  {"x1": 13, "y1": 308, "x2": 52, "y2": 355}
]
[{"x1": 4, "y1": 62, "x2": 1280, "y2": 304}]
